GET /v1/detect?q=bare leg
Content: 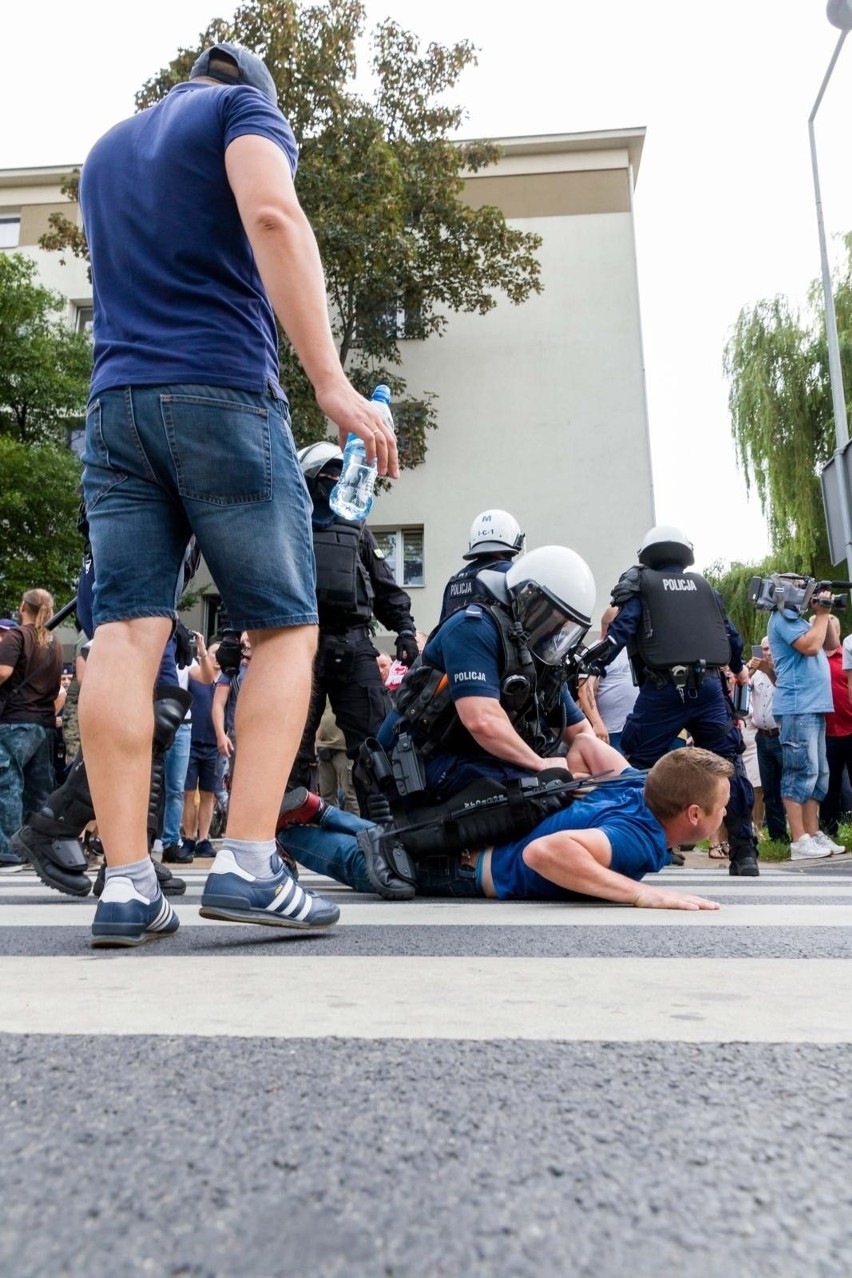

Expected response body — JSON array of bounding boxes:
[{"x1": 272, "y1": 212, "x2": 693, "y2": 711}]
[
  {"x1": 182, "y1": 789, "x2": 199, "y2": 842},
  {"x1": 783, "y1": 798, "x2": 806, "y2": 841},
  {"x1": 196, "y1": 790, "x2": 215, "y2": 841},
  {"x1": 78, "y1": 617, "x2": 173, "y2": 868},
  {"x1": 225, "y1": 625, "x2": 317, "y2": 841}
]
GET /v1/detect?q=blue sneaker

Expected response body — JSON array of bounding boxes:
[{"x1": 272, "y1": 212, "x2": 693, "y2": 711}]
[
  {"x1": 199, "y1": 847, "x2": 340, "y2": 929},
  {"x1": 91, "y1": 877, "x2": 180, "y2": 949}
]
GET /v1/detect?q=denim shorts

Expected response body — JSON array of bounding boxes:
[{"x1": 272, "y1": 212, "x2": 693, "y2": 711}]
[
  {"x1": 775, "y1": 713, "x2": 829, "y2": 804},
  {"x1": 185, "y1": 742, "x2": 220, "y2": 792},
  {"x1": 81, "y1": 384, "x2": 318, "y2": 631}
]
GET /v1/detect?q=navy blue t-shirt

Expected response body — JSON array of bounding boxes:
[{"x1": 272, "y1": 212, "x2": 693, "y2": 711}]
[
  {"x1": 377, "y1": 605, "x2": 584, "y2": 784},
  {"x1": 80, "y1": 82, "x2": 299, "y2": 397}
]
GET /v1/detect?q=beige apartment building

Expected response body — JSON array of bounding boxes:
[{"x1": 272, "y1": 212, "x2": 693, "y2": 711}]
[{"x1": 1, "y1": 127, "x2": 654, "y2": 643}]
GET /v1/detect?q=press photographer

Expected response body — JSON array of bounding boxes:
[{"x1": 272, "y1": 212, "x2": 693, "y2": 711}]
[{"x1": 757, "y1": 574, "x2": 847, "y2": 860}]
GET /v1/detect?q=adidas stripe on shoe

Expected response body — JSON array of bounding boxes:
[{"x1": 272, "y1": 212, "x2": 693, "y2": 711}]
[
  {"x1": 91, "y1": 877, "x2": 179, "y2": 948},
  {"x1": 199, "y1": 847, "x2": 340, "y2": 930}
]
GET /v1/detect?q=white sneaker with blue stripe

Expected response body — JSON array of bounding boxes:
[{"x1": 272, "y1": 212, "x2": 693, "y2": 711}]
[
  {"x1": 91, "y1": 877, "x2": 179, "y2": 948},
  {"x1": 199, "y1": 848, "x2": 340, "y2": 929}
]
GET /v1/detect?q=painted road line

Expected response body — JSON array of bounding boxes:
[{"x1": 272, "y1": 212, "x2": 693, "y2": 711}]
[
  {"x1": 1, "y1": 903, "x2": 852, "y2": 927},
  {"x1": 1, "y1": 956, "x2": 850, "y2": 1041}
]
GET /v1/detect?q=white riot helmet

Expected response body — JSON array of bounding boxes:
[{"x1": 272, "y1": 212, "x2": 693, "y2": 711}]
[
  {"x1": 463, "y1": 509, "x2": 525, "y2": 561},
  {"x1": 637, "y1": 525, "x2": 695, "y2": 570},
  {"x1": 297, "y1": 441, "x2": 344, "y2": 480},
  {"x1": 505, "y1": 546, "x2": 596, "y2": 665}
]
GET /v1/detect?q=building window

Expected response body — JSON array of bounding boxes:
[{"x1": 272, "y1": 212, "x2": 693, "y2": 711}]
[
  {"x1": 0, "y1": 216, "x2": 20, "y2": 249},
  {"x1": 75, "y1": 305, "x2": 94, "y2": 334},
  {"x1": 372, "y1": 526, "x2": 424, "y2": 587}
]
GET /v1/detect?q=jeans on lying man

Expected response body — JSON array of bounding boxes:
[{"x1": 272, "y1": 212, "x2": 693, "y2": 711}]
[{"x1": 279, "y1": 803, "x2": 484, "y2": 898}]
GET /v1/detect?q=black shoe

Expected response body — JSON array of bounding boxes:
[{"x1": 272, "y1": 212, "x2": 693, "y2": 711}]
[
  {"x1": 93, "y1": 857, "x2": 186, "y2": 898},
  {"x1": 668, "y1": 849, "x2": 685, "y2": 866},
  {"x1": 356, "y1": 827, "x2": 415, "y2": 901},
  {"x1": 729, "y1": 855, "x2": 760, "y2": 877},
  {"x1": 11, "y1": 825, "x2": 92, "y2": 897},
  {"x1": 162, "y1": 842, "x2": 194, "y2": 864}
]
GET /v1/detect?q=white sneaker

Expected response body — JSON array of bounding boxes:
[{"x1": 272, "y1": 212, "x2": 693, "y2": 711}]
[
  {"x1": 812, "y1": 831, "x2": 845, "y2": 854},
  {"x1": 790, "y1": 834, "x2": 832, "y2": 861}
]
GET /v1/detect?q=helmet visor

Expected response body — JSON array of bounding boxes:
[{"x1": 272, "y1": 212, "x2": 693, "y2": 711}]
[{"x1": 512, "y1": 582, "x2": 590, "y2": 666}]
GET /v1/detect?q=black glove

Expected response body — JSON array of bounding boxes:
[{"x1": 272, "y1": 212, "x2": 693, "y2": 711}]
[
  {"x1": 174, "y1": 621, "x2": 196, "y2": 670},
  {"x1": 216, "y1": 630, "x2": 242, "y2": 677},
  {"x1": 395, "y1": 631, "x2": 419, "y2": 666},
  {"x1": 576, "y1": 635, "x2": 616, "y2": 678}
]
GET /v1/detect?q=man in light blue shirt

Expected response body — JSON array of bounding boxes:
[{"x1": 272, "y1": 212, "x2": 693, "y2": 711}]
[{"x1": 768, "y1": 588, "x2": 840, "y2": 860}]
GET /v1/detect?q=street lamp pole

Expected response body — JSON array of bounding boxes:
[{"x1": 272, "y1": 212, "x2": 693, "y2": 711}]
[{"x1": 813, "y1": 3, "x2": 852, "y2": 577}]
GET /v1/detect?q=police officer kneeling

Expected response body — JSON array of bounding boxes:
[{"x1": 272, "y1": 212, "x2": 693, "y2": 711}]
[
  {"x1": 377, "y1": 545, "x2": 597, "y2": 804},
  {"x1": 290, "y1": 443, "x2": 419, "y2": 814},
  {"x1": 584, "y1": 525, "x2": 759, "y2": 876},
  {"x1": 339, "y1": 545, "x2": 597, "y2": 895}
]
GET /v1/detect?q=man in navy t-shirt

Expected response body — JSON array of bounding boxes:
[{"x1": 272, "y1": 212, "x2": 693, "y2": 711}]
[
  {"x1": 77, "y1": 43, "x2": 399, "y2": 948},
  {"x1": 280, "y1": 741, "x2": 728, "y2": 912}
]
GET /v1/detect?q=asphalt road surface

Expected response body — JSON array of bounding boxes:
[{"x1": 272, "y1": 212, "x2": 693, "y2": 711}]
[{"x1": 2, "y1": 857, "x2": 851, "y2": 1277}]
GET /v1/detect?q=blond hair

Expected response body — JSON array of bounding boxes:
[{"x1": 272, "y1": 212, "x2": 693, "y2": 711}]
[
  {"x1": 20, "y1": 589, "x2": 55, "y2": 649},
  {"x1": 644, "y1": 748, "x2": 733, "y2": 822}
]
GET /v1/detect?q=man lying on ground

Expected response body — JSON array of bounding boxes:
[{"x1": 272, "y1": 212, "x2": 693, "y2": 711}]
[{"x1": 278, "y1": 741, "x2": 728, "y2": 911}]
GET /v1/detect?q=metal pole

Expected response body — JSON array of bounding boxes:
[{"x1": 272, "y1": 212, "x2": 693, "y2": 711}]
[{"x1": 809, "y1": 30, "x2": 852, "y2": 577}]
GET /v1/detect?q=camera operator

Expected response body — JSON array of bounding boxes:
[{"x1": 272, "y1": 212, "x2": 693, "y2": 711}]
[{"x1": 767, "y1": 582, "x2": 842, "y2": 859}]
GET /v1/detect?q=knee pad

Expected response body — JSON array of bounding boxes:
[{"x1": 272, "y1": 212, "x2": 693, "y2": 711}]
[{"x1": 153, "y1": 684, "x2": 193, "y2": 754}]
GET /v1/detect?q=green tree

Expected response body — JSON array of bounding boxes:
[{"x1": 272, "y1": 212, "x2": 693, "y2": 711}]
[
  {"x1": 0, "y1": 437, "x2": 83, "y2": 610},
  {"x1": 42, "y1": 0, "x2": 542, "y2": 468},
  {"x1": 0, "y1": 253, "x2": 92, "y2": 446},
  {"x1": 724, "y1": 233, "x2": 852, "y2": 576}
]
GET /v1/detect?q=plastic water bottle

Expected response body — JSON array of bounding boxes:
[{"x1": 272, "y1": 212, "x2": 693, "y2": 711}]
[{"x1": 329, "y1": 385, "x2": 393, "y2": 522}]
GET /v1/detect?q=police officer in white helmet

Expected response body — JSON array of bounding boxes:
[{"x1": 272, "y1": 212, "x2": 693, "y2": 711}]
[{"x1": 437, "y1": 509, "x2": 525, "y2": 624}]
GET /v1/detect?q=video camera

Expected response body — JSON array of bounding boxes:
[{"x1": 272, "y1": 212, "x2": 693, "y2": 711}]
[{"x1": 748, "y1": 573, "x2": 852, "y2": 616}]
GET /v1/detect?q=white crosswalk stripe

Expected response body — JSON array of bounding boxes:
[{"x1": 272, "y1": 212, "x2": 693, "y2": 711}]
[{"x1": 2, "y1": 864, "x2": 852, "y2": 1041}]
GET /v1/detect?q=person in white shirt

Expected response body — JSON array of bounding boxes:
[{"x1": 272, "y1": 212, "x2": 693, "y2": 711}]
[{"x1": 748, "y1": 635, "x2": 787, "y2": 841}]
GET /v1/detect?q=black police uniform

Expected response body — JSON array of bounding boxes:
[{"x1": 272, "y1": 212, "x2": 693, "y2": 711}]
[
  {"x1": 601, "y1": 561, "x2": 757, "y2": 871},
  {"x1": 290, "y1": 517, "x2": 417, "y2": 811}
]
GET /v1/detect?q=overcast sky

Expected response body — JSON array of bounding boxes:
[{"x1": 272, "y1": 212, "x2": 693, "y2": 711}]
[{"x1": 5, "y1": 0, "x2": 852, "y2": 572}]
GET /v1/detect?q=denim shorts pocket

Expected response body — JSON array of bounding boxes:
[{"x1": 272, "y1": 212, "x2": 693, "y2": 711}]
[
  {"x1": 81, "y1": 399, "x2": 128, "y2": 511},
  {"x1": 161, "y1": 393, "x2": 272, "y2": 505}
]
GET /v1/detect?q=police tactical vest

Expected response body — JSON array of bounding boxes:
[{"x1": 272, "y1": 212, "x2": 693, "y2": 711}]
[
  {"x1": 637, "y1": 569, "x2": 730, "y2": 669},
  {"x1": 312, "y1": 521, "x2": 374, "y2": 626},
  {"x1": 439, "y1": 564, "x2": 499, "y2": 623}
]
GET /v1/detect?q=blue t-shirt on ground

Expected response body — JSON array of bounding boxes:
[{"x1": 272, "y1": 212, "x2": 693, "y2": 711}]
[
  {"x1": 80, "y1": 81, "x2": 299, "y2": 398},
  {"x1": 768, "y1": 611, "x2": 833, "y2": 715},
  {"x1": 489, "y1": 769, "x2": 667, "y2": 900}
]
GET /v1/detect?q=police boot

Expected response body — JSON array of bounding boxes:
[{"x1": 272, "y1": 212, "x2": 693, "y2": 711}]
[
  {"x1": 356, "y1": 827, "x2": 416, "y2": 901},
  {"x1": 728, "y1": 834, "x2": 760, "y2": 877},
  {"x1": 11, "y1": 752, "x2": 94, "y2": 897}
]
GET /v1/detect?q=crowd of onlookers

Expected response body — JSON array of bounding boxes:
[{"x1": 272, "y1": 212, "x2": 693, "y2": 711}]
[{"x1": 2, "y1": 586, "x2": 851, "y2": 871}]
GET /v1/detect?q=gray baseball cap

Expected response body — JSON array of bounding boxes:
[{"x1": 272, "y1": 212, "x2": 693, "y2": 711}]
[{"x1": 189, "y1": 42, "x2": 278, "y2": 106}]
